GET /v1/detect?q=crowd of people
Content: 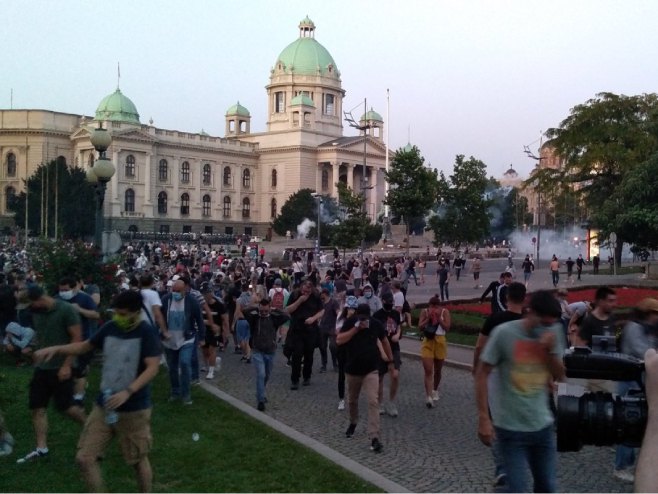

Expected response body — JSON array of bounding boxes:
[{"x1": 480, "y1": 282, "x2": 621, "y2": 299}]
[{"x1": 2, "y1": 239, "x2": 658, "y2": 493}]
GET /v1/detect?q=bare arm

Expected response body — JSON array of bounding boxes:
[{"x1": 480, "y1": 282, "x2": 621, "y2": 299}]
[
  {"x1": 106, "y1": 355, "x2": 160, "y2": 410},
  {"x1": 636, "y1": 348, "x2": 658, "y2": 493},
  {"x1": 472, "y1": 333, "x2": 488, "y2": 375},
  {"x1": 33, "y1": 340, "x2": 95, "y2": 363},
  {"x1": 59, "y1": 323, "x2": 82, "y2": 380},
  {"x1": 441, "y1": 309, "x2": 451, "y2": 332},
  {"x1": 475, "y1": 361, "x2": 494, "y2": 446}
]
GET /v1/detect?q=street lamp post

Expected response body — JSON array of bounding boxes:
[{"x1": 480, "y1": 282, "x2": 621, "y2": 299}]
[
  {"x1": 86, "y1": 125, "x2": 116, "y2": 254},
  {"x1": 312, "y1": 193, "x2": 322, "y2": 260}
]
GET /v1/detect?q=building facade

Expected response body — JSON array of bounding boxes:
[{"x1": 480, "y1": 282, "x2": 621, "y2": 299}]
[{"x1": 0, "y1": 17, "x2": 387, "y2": 238}]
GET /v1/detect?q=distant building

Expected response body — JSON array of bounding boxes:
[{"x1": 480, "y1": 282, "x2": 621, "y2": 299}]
[{"x1": 0, "y1": 17, "x2": 388, "y2": 237}]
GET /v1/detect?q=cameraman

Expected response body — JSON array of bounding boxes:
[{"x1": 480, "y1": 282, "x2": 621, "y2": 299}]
[
  {"x1": 614, "y1": 298, "x2": 658, "y2": 483},
  {"x1": 636, "y1": 347, "x2": 658, "y2": 493}
]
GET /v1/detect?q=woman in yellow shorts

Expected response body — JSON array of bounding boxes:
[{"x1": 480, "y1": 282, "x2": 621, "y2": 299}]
[{"x1": 419, "y1": 295, "x2": 451, "y2": 408}]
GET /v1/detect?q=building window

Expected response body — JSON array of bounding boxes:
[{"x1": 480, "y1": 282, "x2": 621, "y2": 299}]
[
  {"x1": 270, "y1": 198, "x2": 277, "y2": 219},
  {"x1": 223, "y1": 196, "x2": 231, "y2": 218},
  {"x1": 181, "y1": 161, "x2": 190, "y2": 183},
  {"x1": 88, "y1": 153, "x2": 95, "y2": 167},
  {"x1": 225, "y1": 226, "x2": 233, "y2": 235},
  {"x1": 5, "y1": 186, "x2": 16, "y2": 211},
  {"x1": 322, "y1": 169, "x2": 329, "y2": 191},
  {"x1": 242, "y1": 197, "x2": 250, "y2": 218},
  {"x1": 182, "y1": 225, "x2": 192, "y2": 234},
  {"x1": 157, "y1": 191, "x2": 167, "y2": 214},
  {"x1": 159, "y1": 159, "x2": 168, "y2": 181},
  {"x1": 125, "y1": 155, "x2": 135, "y2": 177},
  {"x1": 242, "y1": 168, "x2": 251, "y2": 189},
  {"x1": 275, "y1": 91, "x2": 285, "y2": 113},
  {"x1": 324, "y1": 94, "x2": 334, "y2": 115},
  {"x1": 180, "y1": 193, "x2": 190, "y2": 215},
  {"x1": 223, "y1": 166, "x2": 231, "y2": 187},
  {"x1": 159, "y1": 224, "x2": 170, "y2": 234},
  {"x1": 202, "y1": 194, "x2": 211, "y2": 216},
  {"x1": 271, "y1": 169, "x2": 277, "y2": 188},
  {"x1": 6, "y1": 153, "x2": 16, "y2": 177},
  {"x1": 124, "y1": 189, "x2": 135, "y2": 212},
  {"x1": 202, "y1": 164, "x2": 211, "y2": 186},
  {"x1": 204, "y1": 226, "x2": 213, "y2": 234}
]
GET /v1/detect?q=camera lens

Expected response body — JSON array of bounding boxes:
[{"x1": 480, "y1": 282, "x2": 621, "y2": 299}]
[{"x1": 557, "y1": 391, "x2": 646, "y2": 452}]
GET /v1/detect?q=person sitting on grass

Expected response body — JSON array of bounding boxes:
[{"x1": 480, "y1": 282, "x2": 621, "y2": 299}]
[{"x1": 2, "y1": 321, "x2": 35, "y2": 366}]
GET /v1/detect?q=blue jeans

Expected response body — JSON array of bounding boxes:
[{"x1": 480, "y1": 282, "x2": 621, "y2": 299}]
[
  {"x1": 615, "y1": 381, "x2": 638, "y2": 470},
  {"x1": 191, "y1": 334, "x2": 199, "y2": 381},
  {"x1": 252, "y1": 351, "x2": 274, "y2": 403},
  {"x1": 165, "y1": 343, "x2": 194, "y2": 401},
  {"x1": 551, "y1": 271, "x2": 559, "y2": 286},
  {"x1": 495, "y1": 425, "x2": 557, "y2": 493}
]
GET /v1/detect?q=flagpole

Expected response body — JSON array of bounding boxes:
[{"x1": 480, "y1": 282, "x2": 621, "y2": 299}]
[{"x1": 24, "y1": 136, "x2": 28, "y2": 246}]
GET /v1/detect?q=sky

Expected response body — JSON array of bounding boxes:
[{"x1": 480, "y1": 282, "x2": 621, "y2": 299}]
[{"x1": 3, "y1": 0, "x2": 658, "y2": 179}]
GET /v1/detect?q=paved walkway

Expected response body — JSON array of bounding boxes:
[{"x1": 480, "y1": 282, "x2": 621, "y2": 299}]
[{"x1": 201, "y1": 342, "x2": 632, "y2": 493}]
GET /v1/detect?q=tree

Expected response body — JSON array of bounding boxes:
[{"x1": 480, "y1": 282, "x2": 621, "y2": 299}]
[
  {"x1": 544, "y1": 92, "x2": 658, "y2": 264},
  {"x1": 10, "y1": 159, "x2": 96, "y2": 238},
  {"x1": 331, "y1": 182, "x2": 370, "y2": 253},
  {"x1": 385, "y1": 145, "x2": 440, "y2": 250},
  {"x1": 488, "y1": 185, "x2": 532, "y2": 239},
  {"x1": 428, "y1": 155, "x2": 491, "y2": 248},
  {"x1": 271, "y1": 189, "x2": 317, "y2": 237}
]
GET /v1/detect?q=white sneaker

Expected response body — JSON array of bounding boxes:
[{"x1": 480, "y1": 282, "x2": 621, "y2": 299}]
[
  {"x1": 388, "y1": 402, "x2": 399, "y2": 417},
  {"x1": 431, "y1": 390, "x2": 440, "y2": 402},
  {"x1": 379, "y1": 404, "x2": 386, "y2": 415},
  {"x1": 426, "y1": 396, "x2": 434, "y2": 408},
  {"x1": 205, "y1": 368, "x2": 215, "y2": 379},
  {"x1": 613, "y1": 468, "x2": 635, "y2": 482},
  {"x1": 337, "y1": 399, "x2": 345, "y2": 411}
]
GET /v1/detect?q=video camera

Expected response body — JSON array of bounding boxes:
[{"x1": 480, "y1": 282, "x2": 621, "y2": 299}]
[{"x1": 556, "y1": 336, "x2": 646, "y2": 452}]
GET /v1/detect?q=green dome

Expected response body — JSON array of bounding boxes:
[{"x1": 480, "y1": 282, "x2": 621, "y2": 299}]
[
  {"x1": 290, "y1": 94, "x2": 315, "y2": 107},
  {"x1": 361, "y1": 107, "x2": 383, "y2": 122},
  {"x1": 275, "y1": 18, "x2": 338, "y2": 77},
  {"x1": 95, "y1": 88, "x2": 140, "y2": 124},
  {"x1": 225, "y1": 101, "x2": 250, "y2": 117}
]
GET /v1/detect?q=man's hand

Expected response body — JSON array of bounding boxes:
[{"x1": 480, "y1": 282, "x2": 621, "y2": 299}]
[
  {"x1": 478, "y1": 416, "x2": 495, "y2": 447},
  {"x1": 304, "y1": 317, "x2": 315, "y2": 325},
  {"x1": 645, "y1": 348, "x2": 658, "y2": 411},
  {"x1": 105, "y1": 390, "x2": 131, "y2": 410},
  {"x1": 57, "y1": 365, "x2": 72, "y2": 381},
  {"x1": 33, "y1": 346, "x2": 59, "y2": 364},
  {"x1": 297, "y1": 294, "x2": 309, "y2": 304}
]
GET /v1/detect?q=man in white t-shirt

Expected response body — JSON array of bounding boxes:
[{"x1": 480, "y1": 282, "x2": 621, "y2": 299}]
[
  {"x1": 139, "y1": 274, "x2": 168, "y2": 339},
  {"x1": 391, "y1": 281, "x2": 405, "y2": 312}
]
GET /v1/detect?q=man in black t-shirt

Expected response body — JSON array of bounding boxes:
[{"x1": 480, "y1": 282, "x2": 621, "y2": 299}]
[
  {"x1": 373, "y1": 293, "x2": 402, "y2": 417},
  {"x1": 201, "y1": 283, "x2": 229, "y2": 380},
  {"x1": 577, "y1": 286, "x2": 617, "y2": 347},
  {"x1": 337, "y1": 304, "x2": 393, "y2": 454}
]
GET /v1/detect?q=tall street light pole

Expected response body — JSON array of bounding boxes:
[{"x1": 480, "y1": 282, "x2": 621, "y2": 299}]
[{"x1": 87, "y1": 125, "x2": 116, "y2": 255}]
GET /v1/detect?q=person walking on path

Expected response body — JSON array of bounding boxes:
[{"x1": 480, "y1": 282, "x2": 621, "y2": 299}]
[
  {"x1": 337, "y1": 303, "x2": 394, "y2": 453},
  {"x1": 335, "y1": 296, "x2": 359, "y2": 411},
  {"x1": 471, "y1": 256, "x2": 482, "y2": 289},
  {"x1": 436, "y1": 263, "x2": 451, "y2": 302},
  {"x1": 521, "y1": 255, "x2": 534, "y2": 288},
  {"x1": 373, "y1": 292, "x2": 402, "y2": 417},
  {"x1": 549, "y1": 255, "x2": 560, "y2": 287},
  {"x1": 418, "y1": 295, "x2": 451, "y2": 408},
  {"x1": 576, "y1": 254, "x2": 585, "y2": 281}
]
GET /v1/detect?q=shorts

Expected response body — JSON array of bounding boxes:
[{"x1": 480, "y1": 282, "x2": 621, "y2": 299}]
[
  {"x1": 420, "y1": 335, "x2": 447, "y2": 360},
  {"x1": 378, "y1": 349, "x2": 402, "y2": 375},
  {"x1": 236, "y1": 319, "x2": 251, "y2": 343},
  {"x1": 28, "y1": 368, "x2": 76, "y2": 411},
  {"x1": 77, "y1": 405, "x2": 152, "y2": 466},
  {"x1": 203, "y1": 330, "x2": 222, "y2": 348},
  {"x1": 473, "y1": 272, "x2": 480, "y2": 280},
  {"x1": 73, "y1": 350, "x2": 96, "y2": 379}
]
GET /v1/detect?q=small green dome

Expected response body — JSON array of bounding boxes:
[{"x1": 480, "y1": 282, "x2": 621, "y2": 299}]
[
  {"x1": 290, "y1": 94, "x2": 315, "y2": 107},
  {"x1": 225, "y1": 101, "x2": 250, "y2": 117},
  {"x1": 95, "y1": 88, "x2": 140, "y2": 124},
  {"x1": 274, "y1": 18, "x2": 338, "y2": 77},
  {"x1": 360, "y1": 107, "x2": 383, "y2": 122},
  {"x1": 402, "y1": 142, "x2": 414, "y2": 153}
]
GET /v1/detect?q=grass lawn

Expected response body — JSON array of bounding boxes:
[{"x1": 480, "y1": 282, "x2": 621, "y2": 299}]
[{"x1": 0, "y1": 354, "x2": 380, "y2": 493}]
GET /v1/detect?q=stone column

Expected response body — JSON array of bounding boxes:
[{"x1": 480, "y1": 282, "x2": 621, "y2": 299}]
[
  {"x1": 111, "y1": 149, "x2": 120, "y2": 202},
  {"x1": 144, "y1": 152, "x2": 152, "y2": 204},
  {"x1": 332, "y1": 161, "x2": 339, "y2": 198},
  {"x1": 346, "y1": 163, "x2": 354, "y2": 190}
]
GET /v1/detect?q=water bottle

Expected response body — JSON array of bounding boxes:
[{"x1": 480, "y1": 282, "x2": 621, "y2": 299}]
[
  {"x1": 215, "y1": 356, "x2": 222, "y2": 371},
  {"x1": 103, "y1": 389, "x2": 118, "y2": 425}
]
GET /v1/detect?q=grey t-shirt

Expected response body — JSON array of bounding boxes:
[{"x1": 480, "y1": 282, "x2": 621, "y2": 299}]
[{"x1": 481, "y1": 319, "x2": 565, "y2": 432}]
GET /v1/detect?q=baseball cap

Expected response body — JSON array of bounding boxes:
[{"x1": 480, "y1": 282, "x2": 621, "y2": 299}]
[{"x1": 274, "y1": 278, "x2": 282, "y2": 286}]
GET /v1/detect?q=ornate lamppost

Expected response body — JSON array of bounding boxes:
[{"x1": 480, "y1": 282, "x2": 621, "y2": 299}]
[{"x1": 86, "y1": 125, "x2": 116, "y2": 253}]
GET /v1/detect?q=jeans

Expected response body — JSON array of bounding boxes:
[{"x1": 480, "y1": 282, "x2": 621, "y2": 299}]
[
  {"x1": 191, "y1": 334, "x2": 199, "y2": 381},
  {"x1": 495, "y1": 425, "x2": 557, "y2": 493},
  {"x1": 551, "y1": 270, "x2": 559, "y2": 287},
  {"x1": 615, "y1": 381, "x2": 639, "y2": 470},
  {"x1": 319, "y1": 332, "x2": 338, "y2": 369},
  {"x1": 289, "y1": 328, "x2": 317, "y2": 383},
  {"x1": 439, "y1": 281, "x2": 449, "y2": 301},
  {"x1": 165, "y1": 343, "x2": 194, "y2": 401},
  {"x1": 252, "y1": 351, "x2": 274, "y2": 403}
]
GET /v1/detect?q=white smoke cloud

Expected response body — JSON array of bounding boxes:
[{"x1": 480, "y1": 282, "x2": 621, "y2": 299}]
[{"x1": 296, "y1": 218, "x2": 316, "y2": 239}]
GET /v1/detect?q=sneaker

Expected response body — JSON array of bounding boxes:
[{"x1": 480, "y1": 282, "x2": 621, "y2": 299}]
[
  {"x1": 345, "y1": 423, "x2": 356, "y2": 438},
  {"x1": 290, "y1": 382, "x2": 299, "y2": 390},
  {"x1": 17, "y1": 448, "x2": 48, "y2": 463},
  {"x1": 431, "y1": 390, "x2": 440, "y2": 402},
  {"x1": 257, "y1": 401, "x2": 266, "y2": 412},
  {"x1": 370, "y1": 438, "x2": 383, "y2": 453},
  {"x1": 302, "y1": 378, "x2": 311, "y2": 386},
  {"x1": 245, "y1": 357, "x2": 251, "y2": 364},
  {"x1": 613, "y1": 468, "x2": 635, "y2": 482},
  {"x1": 0, "y1": 433, "x2": 15, "y2": 457},
  {"x1": 319, "y1": 366, "x2": 327, "y2": 373},
  {"x1": 183, "y1": 398, "x2": 193, "y2": 405},
  {"x1": 426, "y1": 396, "x2": 434, "y2": 409},
  {"x1": 379, "y1": 404, "x2": 386, "y2": 415},
  {"x1": 493, "y1": 473, "x2": 507, "y2": 487},
  {"x1": 205, "y1": 368, "x2": 215, "y2": 379},
  {"x1": 337, "y1": 399, "x2": 345, "y2": 411},
  {"x1": 388, "y1": 402, "x2": 399, "y2": 417},
  {"x1": 73, "y1": 398, "x2": 85, "y2": 409}
]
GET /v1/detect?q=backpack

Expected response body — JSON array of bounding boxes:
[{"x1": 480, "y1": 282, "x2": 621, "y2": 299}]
[{"x1": 271, "y1": 288, "x2": 285, "y2": 310}]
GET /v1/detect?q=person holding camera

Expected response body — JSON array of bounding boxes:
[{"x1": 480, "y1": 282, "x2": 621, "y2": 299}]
[
  {"x1": 475, "y1": 290, "x2": 565, "y2": 493},
  {"x1": 613, "y1": 297, "x2": 658, "y2": 483},
  {"x1": 636, "y1": 347, "x2": 658, "y2": 492}
]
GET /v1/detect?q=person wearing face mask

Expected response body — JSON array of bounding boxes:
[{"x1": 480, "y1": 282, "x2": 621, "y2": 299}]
[
  {"x1": 15, "y1": 284, "x2": 87, "y2": 464},
  {"x1": 419, "y1": 295, "x2": 451, "y2": 408},
  {"x1": 32, "y1": 290, "x2": 161, "y2": 492},
  {"x1": 357, "y1": 283, "x2": 382, "y2": 316},
  {"x1": 160, "y1": 280, "x2": 205, "y2": 405},
  {"x1": 243, "y1": 298, "x2": 290, "y2": 411},
  {"x1": 475, "y1": 290, "x2": 565, "y2": 493},
  {"x1": 373, "y1": 292, "x2": 402, "y2": 417},
  {"x1": 57, "y1": 276, "x2": 100, "y2": 408}
]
